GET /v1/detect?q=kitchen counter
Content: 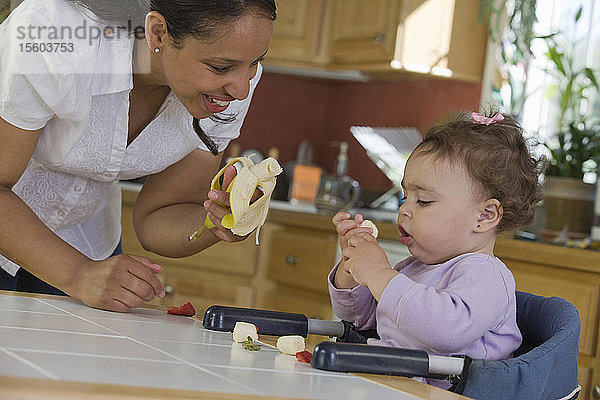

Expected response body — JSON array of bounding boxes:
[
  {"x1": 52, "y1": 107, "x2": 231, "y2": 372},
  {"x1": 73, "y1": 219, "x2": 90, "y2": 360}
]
[
  {"x1": 268, "y1": 200, "x2": 399, "y2": 223},
  {"x1": 0, "y1": 291, "x2": 469, "y2": 400},
  {"x1": 118, "y1": 181, "x2": 399, "y2": 224}
]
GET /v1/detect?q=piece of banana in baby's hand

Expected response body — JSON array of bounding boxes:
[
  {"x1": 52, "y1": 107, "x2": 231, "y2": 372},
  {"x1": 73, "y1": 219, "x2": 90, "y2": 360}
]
[{"x1": 360, "y1": 219, "x2": 378, "y2": 238}]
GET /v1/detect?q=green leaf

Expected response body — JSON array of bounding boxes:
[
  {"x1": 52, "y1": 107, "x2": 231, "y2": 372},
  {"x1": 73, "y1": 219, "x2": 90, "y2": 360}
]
[
  {"x1": 583, "y1": 68, "x2": 599, "y2": 89},
  {"x1": 575, "y1": 6, "x2": 582, "y2": 22},
  {"x1": 241, "y1": 336, "x2": 261, "y2": 351},
  {"x1": 545, "y1": 47, "x2": 566, "y2": 75},
  {"x1": 536, "y1": 33, "x2": 559, "y2": 40}
]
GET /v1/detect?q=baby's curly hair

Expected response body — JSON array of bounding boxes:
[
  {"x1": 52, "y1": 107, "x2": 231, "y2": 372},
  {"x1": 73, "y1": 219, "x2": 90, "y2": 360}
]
[{"x1": 413, "y1": 111, "x2": 547, "y2": 233}]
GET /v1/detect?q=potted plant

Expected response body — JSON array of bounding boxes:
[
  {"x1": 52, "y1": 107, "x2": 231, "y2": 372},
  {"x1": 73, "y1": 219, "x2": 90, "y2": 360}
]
[
  {"x1": 481, "y1": 1, "x2": 599, "y2": 235},
  {"x1": 479, "y1": 0, "x2": 538, "y2": 119},
  {"x1": 539, "y1": 18, "x2": 599, "y2": 235}
]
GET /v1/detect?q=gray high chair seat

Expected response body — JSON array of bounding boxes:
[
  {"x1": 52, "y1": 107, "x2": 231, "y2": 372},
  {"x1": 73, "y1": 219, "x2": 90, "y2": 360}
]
[
  {"x1": 312, "y1": 291, "x2": 581, "y2": 400},
  {"x1": 455, "y1": 291, "x2": 581, "y2": 399}
]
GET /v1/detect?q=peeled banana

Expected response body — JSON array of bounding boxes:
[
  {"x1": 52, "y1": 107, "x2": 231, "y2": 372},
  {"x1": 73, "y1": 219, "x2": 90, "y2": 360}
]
[{"x1": 188, "y1": 156, "x2": 283, "y2": 244}]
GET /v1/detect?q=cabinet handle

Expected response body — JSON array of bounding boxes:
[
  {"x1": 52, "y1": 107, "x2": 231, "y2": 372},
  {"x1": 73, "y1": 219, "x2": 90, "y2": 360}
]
[
  {"x1": 373, "y1": 32, "x2": 385, "y2": 44},
  {"x1": 285, "y1": 254, "x2": 300, "y2": 265},
  {"x1": 593, "y1": 385, "x2": 600, "y2": 399},
  {"x1": 164, "y1": 284, "x2": 175, "y2": 295}
]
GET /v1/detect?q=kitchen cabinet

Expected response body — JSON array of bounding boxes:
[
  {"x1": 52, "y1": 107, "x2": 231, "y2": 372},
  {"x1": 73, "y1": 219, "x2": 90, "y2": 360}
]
[
  {"x1": 267, "y1": 0, "x2": 399, "y2": 68},
  {"x1": 494, "y1": 239, "x2": 600, "y2": 400},
  {"x1": 121, "y1": 189, "x2": 258, "y2": 312},
  {"x1": 325, "y1": 0, "x2": 402, "y2": 65},
  {"x1": 266, "y1": 0, "x2": 328, "y2": 64},
  {"x1": 266, "y1": 0, "x2": 487, "y2": 81},
  {"x1": 253, "y1": 215, "x2": 340, "y2": 347},
  {"x1": 262, "y1": 224, "x2": 337, "y2": 294}
]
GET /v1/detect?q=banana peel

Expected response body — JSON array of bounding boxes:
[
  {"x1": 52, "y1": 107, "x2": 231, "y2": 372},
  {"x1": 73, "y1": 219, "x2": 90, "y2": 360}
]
[
  {"x1": 188, "y1": 156, "x2": 283, "y2": 244},
  {"x1": 187, "y1": 181, "x2": 233, "y2": 241}
]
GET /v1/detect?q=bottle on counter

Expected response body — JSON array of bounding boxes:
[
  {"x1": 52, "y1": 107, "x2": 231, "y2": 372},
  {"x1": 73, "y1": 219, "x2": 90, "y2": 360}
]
[{"x1": 314, "y1": 141, "x2": 361, "y2": 213}]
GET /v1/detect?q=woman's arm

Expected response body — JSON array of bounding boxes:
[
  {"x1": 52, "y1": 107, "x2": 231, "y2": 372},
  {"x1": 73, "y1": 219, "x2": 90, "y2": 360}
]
[
  {"x1": 133, "y1": 147, "x2": 236, "y2": 257},
  {"x1": 0, "y1": 118, "x2": 164, "y2": 311}
]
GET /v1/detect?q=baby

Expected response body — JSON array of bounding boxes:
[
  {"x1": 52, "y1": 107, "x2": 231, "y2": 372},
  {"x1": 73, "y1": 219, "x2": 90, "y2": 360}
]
[{"x1": 329, "y1": 112, "x2": 546, "y2": 388}]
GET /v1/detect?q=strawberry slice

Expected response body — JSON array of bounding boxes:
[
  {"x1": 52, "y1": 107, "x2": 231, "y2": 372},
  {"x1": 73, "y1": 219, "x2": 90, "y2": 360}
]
[
  {"x1": 167, "y1": 301, "x2": 196, "y2": 317},
  {"x1": 295, "y1": 350, "x2": 312, "y2": 363}
]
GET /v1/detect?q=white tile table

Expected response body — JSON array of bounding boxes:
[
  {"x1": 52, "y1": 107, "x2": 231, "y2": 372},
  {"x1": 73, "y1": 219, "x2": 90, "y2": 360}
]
[{"x1": 0, "y1": 292, "x2": 469, "y2": 400}]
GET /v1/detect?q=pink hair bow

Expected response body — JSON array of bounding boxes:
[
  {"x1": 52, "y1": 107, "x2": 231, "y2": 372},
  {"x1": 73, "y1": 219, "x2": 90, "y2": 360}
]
[{"x1": 471, "y1": 112, "x2": 504, "y2": 125}]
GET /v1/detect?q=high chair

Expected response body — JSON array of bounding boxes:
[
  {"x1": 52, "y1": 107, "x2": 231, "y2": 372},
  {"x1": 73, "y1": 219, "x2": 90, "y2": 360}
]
[{"x1": 312, "y1": 291, "x2": 581, "y2": 400}]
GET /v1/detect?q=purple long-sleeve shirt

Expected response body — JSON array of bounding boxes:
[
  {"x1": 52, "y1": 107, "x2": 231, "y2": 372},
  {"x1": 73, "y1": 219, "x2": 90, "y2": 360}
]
[{"x1": 329, "y1": 253, "x2": 522, "y2": 388}]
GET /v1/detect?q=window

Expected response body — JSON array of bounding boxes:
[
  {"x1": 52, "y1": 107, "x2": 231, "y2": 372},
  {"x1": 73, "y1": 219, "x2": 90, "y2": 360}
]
[{"x1": 482, "y1": 0, "x2": 600, "y2": 183}]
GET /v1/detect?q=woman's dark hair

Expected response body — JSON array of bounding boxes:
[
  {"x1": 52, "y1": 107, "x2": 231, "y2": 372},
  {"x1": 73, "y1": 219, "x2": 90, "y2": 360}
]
[
  {"x1": 69, "y1": 0, "x2": 276, "y2": 155},
  {"x1": 413, "y1": 111, "x2": 548, "y2": 233}
]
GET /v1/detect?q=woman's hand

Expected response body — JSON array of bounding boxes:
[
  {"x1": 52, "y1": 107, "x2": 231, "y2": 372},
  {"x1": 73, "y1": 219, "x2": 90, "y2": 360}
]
[
  {"x1": 76, "y1": 254, "x2": 165, "y2": 312},
  {"x1": 204, "y1": 163, "x2": 261, "y2": 242}
]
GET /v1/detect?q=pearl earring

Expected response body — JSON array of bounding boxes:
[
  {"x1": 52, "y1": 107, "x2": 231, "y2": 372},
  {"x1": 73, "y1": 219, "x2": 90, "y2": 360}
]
[{"x1": 154, "y1": 47, "x2": 160, "y2": 53}]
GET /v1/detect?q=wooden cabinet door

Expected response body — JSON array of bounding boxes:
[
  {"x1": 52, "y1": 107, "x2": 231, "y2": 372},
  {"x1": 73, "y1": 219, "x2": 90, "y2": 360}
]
[
  {"x1": 579, "y1": 364, "x2": 593, "y2": 400},
  {"x1": 257, "y1": 285, "x2": 334, "y2": 348},
  {"x1": 264, "y1": 225, "x2": 338, "y2": 294},
  {"x1": 395, "y1": 0, "x2": 486, "y2": 80},
  {"x1": 121, "y1": 189, "x2": 258, "y2": 277},
  {"x1": 327, "y1": 0, "x2": 401, "y2": 65},
  {"x1": 267, "y1": 0, "x2": 327, "y2": 64},
  {"x1": 158, "y1": 267, "x2": 255, "y2": 313},
  {"x1": 503, "y1": 260, "x2": 600, "y2": 359},
  {"x1": 266, "y1": 0, "x2": 486, "y2": 80}
]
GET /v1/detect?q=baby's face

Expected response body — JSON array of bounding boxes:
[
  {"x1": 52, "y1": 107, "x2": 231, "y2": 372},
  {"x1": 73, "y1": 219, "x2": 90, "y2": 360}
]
[{"x1": 398, "y1": 152, "x2": 485, "y2": 264}]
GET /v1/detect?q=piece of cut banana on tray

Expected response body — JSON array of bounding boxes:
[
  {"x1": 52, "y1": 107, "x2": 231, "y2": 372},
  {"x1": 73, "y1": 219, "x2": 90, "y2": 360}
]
[
  {"x1": 276, "y1": 335, "x2": 305, "y2": 355},
  {"x1": 188, "y1": 156, "x2": 283, "y2": 244},
  {"x1": 232, "y1": 321, "x2": 259, "y2": 343}
]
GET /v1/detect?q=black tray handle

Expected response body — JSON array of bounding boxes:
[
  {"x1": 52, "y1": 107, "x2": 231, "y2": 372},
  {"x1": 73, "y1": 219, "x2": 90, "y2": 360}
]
[
  {"x1": 311, "y1": 342, "x2": 430, "y2": 377},
  {"x1": 203, "y1": 305, "x2": 309, "y2": 337}
]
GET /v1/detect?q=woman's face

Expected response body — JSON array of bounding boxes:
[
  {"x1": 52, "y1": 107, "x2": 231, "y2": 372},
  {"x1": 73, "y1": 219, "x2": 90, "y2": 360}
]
[{"x1": 155, "y1": 12, "x2": 273, "y2": 119}]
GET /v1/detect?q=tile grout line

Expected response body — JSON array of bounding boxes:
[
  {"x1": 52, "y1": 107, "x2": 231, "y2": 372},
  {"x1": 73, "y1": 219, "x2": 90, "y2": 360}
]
[
  {"x1": 192, "y1": 361, "x2": 360, "y2": 379},
  {"x1": 0, "y1": 346, "x2": 59, "y2": 380},
  {"x1": 0, "y1": 325, "x2": 127, "y2": 338},
  {"x1": 5, "y1": 347, "x2": 183, "y2": 364},
  {"x1": 35, "y1": 299, "x2": 265, "y2": 396},
  {"x1": 0, "y1": 305, "x2": 184, "y2": 326},
  {"x1": 0, "y1": 308, "x2": 65, "y2": 315}
]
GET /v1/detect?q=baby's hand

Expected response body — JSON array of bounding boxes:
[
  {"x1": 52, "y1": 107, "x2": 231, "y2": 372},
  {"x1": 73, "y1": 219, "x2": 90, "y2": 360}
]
[
  {"x1": 331, "y1": 212, "x2": 363, "y2": 288},
  {"x1": 332, "y1": 212, "x2": 370, "y2": 256},
  {"x1": 343, "y1": 232, "x2": 392, "y2": 287}
]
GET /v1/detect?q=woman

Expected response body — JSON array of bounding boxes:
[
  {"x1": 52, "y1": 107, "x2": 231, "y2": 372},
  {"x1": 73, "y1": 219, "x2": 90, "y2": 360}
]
[{"x1": 0, "y1": 0, "x2": 275, "y2": 311}]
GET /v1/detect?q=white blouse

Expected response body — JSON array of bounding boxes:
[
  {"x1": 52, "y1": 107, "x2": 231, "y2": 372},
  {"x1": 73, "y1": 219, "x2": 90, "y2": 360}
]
[{"x1": 0, "y1": 0, "x2": 262, "y2": 275}]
